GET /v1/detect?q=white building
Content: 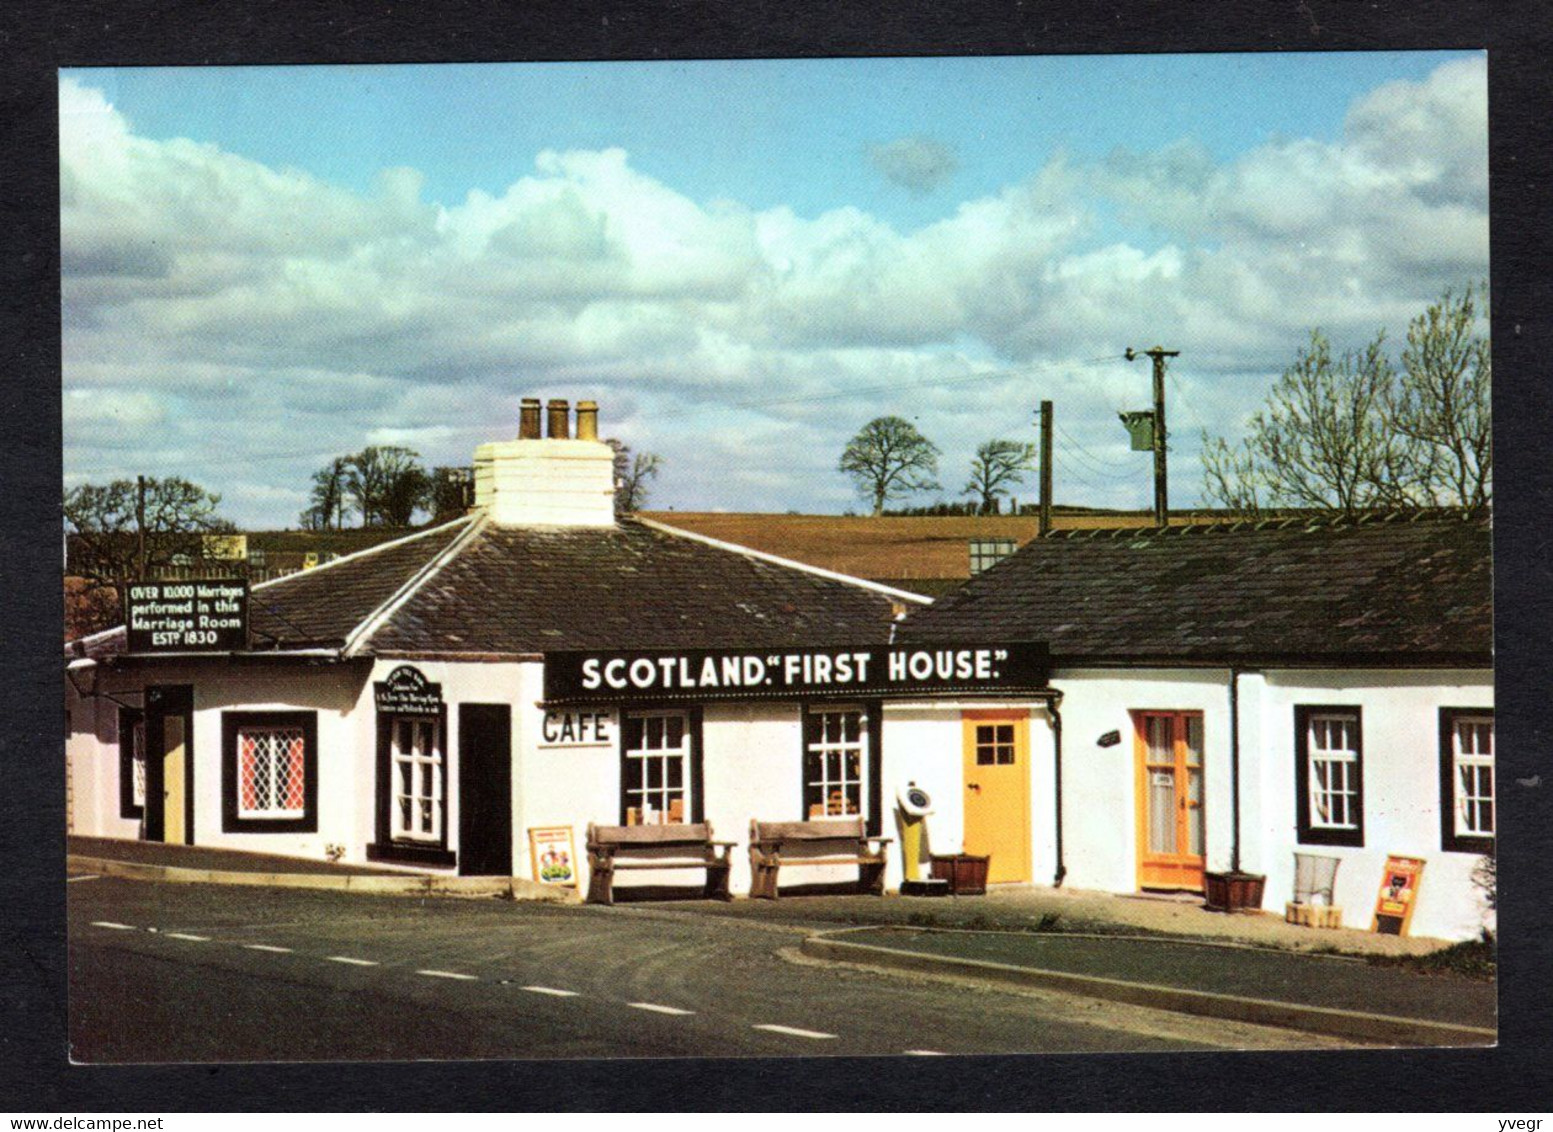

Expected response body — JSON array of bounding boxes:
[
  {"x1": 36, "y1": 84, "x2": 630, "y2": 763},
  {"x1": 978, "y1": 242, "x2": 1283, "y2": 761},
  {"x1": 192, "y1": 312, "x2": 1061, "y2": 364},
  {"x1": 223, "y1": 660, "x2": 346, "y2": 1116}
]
[
  {"x1": 65, "y1": 401, "x2": 1494, "y2": 939},
  {"x1": 891, "y1": 512, "x2": 1494, "y2": 941}
]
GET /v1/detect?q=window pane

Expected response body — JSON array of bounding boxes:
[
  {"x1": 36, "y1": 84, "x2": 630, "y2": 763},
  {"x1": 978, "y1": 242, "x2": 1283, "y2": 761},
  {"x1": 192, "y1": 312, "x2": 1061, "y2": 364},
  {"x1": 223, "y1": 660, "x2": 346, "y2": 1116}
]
[
  {"x1": 1149, "y1": 770, "x2": 1175, "y2": 854},
  {"x1": 1184, "y1": 716, "x2": 1203, "y2": 766},
  {"x1": 665, "y1": 715, "x2": 684, "y2": 748}
]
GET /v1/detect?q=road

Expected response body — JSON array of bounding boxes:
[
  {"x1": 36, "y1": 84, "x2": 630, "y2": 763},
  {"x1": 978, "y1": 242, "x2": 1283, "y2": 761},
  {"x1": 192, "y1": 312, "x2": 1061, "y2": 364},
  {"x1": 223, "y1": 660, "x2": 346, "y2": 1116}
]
[{"x1": 67, "y1": 877, "x2": 1359, "y2": 1062}]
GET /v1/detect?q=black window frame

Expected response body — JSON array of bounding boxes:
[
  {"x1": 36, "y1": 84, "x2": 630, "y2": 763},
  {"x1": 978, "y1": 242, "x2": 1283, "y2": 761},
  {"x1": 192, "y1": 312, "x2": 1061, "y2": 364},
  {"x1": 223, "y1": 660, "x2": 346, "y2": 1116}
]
[
  {"x1": 1439, "y1": 707, "x2": 1495, "y2": 855},
  {"x1": 368, "y1": 705, "x2": 456, "y2": 867},
  {"x1": 118, "y1": 706, "x2": 145, "y2": 821},
  {"x1": 617, "y1": 705, "x2": 704, "y2": 826},
  {"x1": 221, "y1": 710, "x2": 319, "y2": 834},
  {"x1": 800, "y1": 700, "x2": 883, "y2": 837},
  {"x1": 1294, "y1": 704, "x2": 1365, "y2": 848}
]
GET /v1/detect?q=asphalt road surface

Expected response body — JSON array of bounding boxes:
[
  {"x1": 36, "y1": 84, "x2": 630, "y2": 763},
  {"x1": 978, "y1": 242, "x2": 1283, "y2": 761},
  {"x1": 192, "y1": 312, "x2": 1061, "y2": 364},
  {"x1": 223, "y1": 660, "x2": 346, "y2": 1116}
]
[{"x1": 67, "y1": 877, "x2": 1360, "y2": 1062}]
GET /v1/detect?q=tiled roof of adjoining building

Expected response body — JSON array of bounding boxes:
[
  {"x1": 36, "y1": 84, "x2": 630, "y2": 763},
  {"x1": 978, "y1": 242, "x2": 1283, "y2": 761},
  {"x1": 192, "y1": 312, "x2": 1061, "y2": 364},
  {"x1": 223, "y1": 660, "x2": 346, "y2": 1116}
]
[{"x1": 896, "y1": 512, "x2": 1492, "y2": 667}]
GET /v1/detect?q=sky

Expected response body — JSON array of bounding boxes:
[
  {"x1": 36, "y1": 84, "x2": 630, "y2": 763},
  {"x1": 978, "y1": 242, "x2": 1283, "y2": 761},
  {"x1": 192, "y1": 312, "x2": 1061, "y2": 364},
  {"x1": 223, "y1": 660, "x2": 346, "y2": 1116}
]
[{"x1": 59, "y1": 53, "x2": 1489, "y2": 527}]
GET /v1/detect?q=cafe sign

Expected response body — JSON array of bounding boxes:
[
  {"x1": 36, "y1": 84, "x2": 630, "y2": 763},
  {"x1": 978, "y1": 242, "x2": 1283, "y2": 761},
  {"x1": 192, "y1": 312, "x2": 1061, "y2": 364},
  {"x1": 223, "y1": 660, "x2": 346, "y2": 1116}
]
[
  {"x1": 544, "y1": 642, "x2": 1049, "y2": 703},
  {"x1": 374, "y1": 665, "x2": 443, "y2": 713},
  {"x1": 125, "y1": 579, "x2": 249, "y2": 653}
]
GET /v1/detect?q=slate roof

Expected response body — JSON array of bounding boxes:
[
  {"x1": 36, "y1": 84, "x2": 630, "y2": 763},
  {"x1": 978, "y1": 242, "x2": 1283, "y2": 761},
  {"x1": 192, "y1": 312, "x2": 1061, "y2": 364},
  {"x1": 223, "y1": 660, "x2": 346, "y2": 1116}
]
[
  {"x1": 366, "y1": 520, "x2": 901, "y2": 654},
  {"x1": 72, "y1": 515, "x2": 903, "y2": 660},
  {"x1": 896, "y1": 513, "x2": 1492, "y2": 666}
]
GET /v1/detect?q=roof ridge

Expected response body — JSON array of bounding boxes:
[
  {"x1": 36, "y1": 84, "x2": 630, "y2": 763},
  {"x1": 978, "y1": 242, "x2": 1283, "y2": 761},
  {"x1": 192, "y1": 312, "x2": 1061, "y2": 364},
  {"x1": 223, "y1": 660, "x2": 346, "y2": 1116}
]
[
  {"x1": 633, "y1": 517, "x2": 932, "y2": 605},
  {"x1": 1032, "y1": 508, "x2": 1487, "y2": 542},
  {"x1": 252, "y1": 513, "x2": 477, "y2": 592},
  {"x1": 343, "y1": 512, "x2": 490, "y2": 657}
]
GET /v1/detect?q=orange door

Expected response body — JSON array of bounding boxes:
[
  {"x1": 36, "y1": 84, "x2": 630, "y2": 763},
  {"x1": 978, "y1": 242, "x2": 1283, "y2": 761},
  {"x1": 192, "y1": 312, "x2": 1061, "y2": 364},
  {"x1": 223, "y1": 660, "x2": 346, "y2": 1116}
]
[
  {"x1": 1134, "y1": 711, "x2": 1205, "y2": 890},
  {"x1": 962, "y1": 711, "x2": 1031, "y2": 884}
]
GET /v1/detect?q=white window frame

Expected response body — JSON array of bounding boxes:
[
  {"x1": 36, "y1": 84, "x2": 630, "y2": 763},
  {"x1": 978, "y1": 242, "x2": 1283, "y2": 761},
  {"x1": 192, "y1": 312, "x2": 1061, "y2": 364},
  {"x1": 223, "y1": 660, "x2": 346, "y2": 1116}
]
[
  {"x1": 804, "y1": 705, "x2": 868, "y2": 820},
  {"x1": 236, "y1": 723, "x2": 308, "y2": 819},
  {"x1": 1307, "y1": 712, "x2": 1361, "y2": 832},
  {"x1": 390, "y1": 715, "x2": 444, "y2": 843},
  {"x1": 1451, "y1": 714, "x2": 1495, "y2": 839},
  {"x1": 623, "y1": 710, "x2": 690, "y2": 826}
]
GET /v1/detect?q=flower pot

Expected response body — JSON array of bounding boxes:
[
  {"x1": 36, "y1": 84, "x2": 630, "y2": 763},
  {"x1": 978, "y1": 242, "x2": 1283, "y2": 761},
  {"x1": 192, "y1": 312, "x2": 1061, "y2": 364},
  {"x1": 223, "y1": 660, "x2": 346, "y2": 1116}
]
[
  {"x1": 930, "y1": 853, "x2": 990, "y2": 896},
  {"x1": 1203, "y1": 870, "x2": 1267, "y2": 913}
]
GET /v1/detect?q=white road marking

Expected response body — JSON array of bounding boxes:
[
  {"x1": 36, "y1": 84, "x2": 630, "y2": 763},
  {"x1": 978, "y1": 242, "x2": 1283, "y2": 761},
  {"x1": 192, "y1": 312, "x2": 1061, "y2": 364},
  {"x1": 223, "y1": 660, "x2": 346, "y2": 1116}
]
[
  {"x1": 627, "y1": 1002, "x2": 695, "y2": 1016},
  {"x1": 905, "y1": 1049, "x2": 946, "y2": 1056},
  {"x1": 417, "y1": 969, "x2": 478, "y2": 981},
  {"x1": 244, "y1": 944, "x2": 293, "y2": 953},
  {"x1": 326, "y1": 956, "x2": 379, "y2": 966},
  {"x1": 166, "y1": 933, "x2": 209, "y2": 942},
  {"x1": 521, "y1": 985, "x2": 579, "y2": 997},
  {"x1": 90, "y1": 921, "x2": 136, "y2": 931},
  {"x1": 67, "y1": 874, "x2": 100, "y2": 883},
  {"x1": 753, "y1": 1024, "x2": 838, "y2": 1040}
]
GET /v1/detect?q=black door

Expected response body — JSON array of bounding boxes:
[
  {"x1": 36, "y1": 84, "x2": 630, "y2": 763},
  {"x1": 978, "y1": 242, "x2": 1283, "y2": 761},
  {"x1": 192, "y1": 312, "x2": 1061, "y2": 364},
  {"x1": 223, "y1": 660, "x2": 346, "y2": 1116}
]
[
  {"x1": 458, "y1": 703, "x2": 512, "y2": 876},
  {"x1": 143, "y1": 685, "x2": 194, "y2": 844}
]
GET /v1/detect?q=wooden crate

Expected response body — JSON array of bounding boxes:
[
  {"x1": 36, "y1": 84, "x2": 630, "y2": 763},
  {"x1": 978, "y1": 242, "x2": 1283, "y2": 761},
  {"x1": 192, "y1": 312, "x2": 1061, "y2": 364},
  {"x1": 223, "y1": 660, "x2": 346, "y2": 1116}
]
[{"x1": 1285, "y1": 901, "x2": 1344, "y2": 929}]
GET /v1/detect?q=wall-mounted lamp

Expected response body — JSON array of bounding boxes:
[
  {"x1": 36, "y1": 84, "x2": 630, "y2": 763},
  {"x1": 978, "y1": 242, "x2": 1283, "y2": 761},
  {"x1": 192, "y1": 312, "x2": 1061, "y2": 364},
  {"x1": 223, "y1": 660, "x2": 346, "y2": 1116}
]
[{"x1": 66, "y1": 658, "x2": 98, "y2": 700}]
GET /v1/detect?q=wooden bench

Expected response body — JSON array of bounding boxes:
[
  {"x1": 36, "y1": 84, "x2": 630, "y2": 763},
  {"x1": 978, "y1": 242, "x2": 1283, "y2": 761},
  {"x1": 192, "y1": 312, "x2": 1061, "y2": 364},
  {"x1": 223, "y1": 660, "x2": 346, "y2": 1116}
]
[
  {"x1": 584, "y1": 821, "x2": 735, "y2": 906},
  {"x1": 748, "y1": 817, "x2": 891, "y2": 899}
]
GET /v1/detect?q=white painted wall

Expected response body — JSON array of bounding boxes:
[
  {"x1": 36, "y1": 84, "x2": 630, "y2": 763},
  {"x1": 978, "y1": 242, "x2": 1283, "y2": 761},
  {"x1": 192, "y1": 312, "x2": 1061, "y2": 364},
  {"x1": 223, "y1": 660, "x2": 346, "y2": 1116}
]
[{"x1": 1249, "y1": 668, "x2": 1494, "y2": 942}]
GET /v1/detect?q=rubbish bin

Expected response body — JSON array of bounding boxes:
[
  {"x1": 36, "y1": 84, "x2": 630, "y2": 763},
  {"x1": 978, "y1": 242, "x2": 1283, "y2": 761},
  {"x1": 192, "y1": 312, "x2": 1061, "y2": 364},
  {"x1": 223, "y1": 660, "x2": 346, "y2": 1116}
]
[{"x1": 896, "y1": 781, "x2": 933, "y2": 882}]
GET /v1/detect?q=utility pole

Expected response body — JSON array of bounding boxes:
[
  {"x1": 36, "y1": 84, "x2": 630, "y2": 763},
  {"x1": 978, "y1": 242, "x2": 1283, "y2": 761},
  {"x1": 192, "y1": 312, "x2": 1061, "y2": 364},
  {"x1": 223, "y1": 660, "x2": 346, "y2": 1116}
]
[
  {"x1": 1126, "y1": 346, "x2": 1179, "y2": 528},
  {"x1": 1037, "y1": 400, "x2": 1053, "y2": 537},
  {"x1": 135, "y1": 474, "x2": 148, "y2": 579}
]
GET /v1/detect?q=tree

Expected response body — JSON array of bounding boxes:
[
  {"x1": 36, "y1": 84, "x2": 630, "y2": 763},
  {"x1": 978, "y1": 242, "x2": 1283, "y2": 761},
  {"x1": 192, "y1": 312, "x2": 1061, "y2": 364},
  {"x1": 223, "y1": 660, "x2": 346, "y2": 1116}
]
[
  {"x1": 964, "y1": 439, "x2": 1037, "y2": 514},
  {"x1": 430, "y1": 466, "x2": 475, "y2": 521},
  {"x1": 301, "y1": 458, "x2": 352, "y2": 531},
  {"x1": 64, "y1": 475, "x2": 231, "y2": 588},
  {"x1": 1202, "y1": 285, "x2": 1491, "y2": 517},
  {"x1": 345, "y1": 446, "x2": 430, "y2": 527},
  {"x1": 839, "y1": 417, "x2": 941, "y2": 516},
  {"x1": 607, "y1": 439, "x2": 664, "y2": 513}
]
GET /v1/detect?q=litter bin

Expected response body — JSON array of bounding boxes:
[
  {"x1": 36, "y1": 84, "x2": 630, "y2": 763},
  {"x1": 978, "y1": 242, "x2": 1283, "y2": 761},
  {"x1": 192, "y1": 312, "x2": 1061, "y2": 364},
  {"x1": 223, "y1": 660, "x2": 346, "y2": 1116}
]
[{"x1": 930, "y1": 854, "x2": 990, "y2": 896}]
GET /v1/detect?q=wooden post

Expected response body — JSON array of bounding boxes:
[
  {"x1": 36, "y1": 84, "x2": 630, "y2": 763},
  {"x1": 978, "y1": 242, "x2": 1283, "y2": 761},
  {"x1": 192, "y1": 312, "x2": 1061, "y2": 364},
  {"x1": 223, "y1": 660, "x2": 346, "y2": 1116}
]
[{"x1": 1038, "y1": 401, "x2": 1053, "y2": 537}]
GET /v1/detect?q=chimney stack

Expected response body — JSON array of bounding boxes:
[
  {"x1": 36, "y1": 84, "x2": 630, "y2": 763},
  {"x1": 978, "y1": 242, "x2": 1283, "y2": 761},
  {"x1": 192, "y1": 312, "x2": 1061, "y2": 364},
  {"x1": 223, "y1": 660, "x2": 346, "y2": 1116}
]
[
  {"x1": 546, "y1": 399, "x2": 571, "y2": 439},
  {"x1": 518, "y1": 398, "x2": 542, "y2": 440},
  {"x1": 474, "y1": 394, "x2": 615, "y2": 527}
]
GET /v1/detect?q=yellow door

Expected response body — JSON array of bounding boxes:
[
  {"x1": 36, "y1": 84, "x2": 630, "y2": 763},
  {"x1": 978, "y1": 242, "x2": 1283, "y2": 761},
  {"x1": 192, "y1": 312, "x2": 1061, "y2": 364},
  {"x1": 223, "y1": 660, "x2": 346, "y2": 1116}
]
[
  {"x1": 1134, "y1": 711, "x2": 1205, "y2": 890},
  {"x1": 162, "y1": 715, "x2": 186, "y2": 845},
  {"x1": 962, "y1": 711, "x2": 1031, "y2": 884}
]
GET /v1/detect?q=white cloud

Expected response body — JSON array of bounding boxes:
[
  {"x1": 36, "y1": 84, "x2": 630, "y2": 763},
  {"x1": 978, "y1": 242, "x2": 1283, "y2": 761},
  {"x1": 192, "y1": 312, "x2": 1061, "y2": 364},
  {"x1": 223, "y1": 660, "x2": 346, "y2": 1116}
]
[{"x1": 59, "y1": 59, "x2": 1489, "y2": 525}]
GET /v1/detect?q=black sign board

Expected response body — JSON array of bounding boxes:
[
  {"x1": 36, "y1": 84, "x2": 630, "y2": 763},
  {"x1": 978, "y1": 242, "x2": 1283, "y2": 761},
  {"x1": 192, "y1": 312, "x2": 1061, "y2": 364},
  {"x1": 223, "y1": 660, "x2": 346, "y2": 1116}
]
[
  {"x1": 544, "y1": 642, "x2": 1049, "y2": 704},
  {"x1": 124, "y1": 579, "x2": 249, "y2": 653},
  {"x1": 375, "y1": 665, "x2": 444, "y2": 713}
]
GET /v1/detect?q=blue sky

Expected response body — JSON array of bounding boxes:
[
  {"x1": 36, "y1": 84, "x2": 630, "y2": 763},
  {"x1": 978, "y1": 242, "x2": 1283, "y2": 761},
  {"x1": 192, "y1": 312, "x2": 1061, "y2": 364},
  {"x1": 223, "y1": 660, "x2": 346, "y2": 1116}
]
[{"x1": 60, "y1": 53, "x2": 1487, "y2": 526}]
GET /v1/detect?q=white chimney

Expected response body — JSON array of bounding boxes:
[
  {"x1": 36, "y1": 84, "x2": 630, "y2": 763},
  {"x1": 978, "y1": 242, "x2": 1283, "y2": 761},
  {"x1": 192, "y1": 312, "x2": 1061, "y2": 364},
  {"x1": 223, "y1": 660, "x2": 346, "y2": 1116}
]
[{"x1": 474, "y1": 398, "x2": 616, "y2": 528}]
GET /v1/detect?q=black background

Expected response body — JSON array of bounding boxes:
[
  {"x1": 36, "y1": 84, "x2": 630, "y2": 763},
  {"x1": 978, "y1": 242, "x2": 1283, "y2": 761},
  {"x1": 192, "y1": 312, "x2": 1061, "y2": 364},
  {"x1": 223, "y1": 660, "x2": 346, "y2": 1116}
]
[{"x1": 4, "y1": 0, "x2": 1550, "y2": 1113}]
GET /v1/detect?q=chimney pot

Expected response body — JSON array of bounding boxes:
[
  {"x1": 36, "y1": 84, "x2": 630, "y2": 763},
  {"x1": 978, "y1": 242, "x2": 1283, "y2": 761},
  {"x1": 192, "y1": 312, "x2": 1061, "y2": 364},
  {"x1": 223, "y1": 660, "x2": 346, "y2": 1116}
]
[
  {"x1": 546, "y1": 399, "x2": 571, "y2": 439},
  {"x1": 518, "y1": 398, "x2": 542, "y2": 440},
  {"x1": 576, "y1": 400, "x2": 599, "y2": 441}
]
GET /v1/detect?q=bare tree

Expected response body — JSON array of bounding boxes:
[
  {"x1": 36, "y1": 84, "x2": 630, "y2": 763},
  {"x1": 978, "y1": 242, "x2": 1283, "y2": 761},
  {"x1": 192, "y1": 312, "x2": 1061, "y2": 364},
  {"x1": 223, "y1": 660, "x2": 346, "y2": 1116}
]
[
  {"x1": 1202, "y1": 286, "x2": 1491, "y2": 518},
  {"x1": 964, "y1": 439, "x2": 1037, "y2": 514},
  {"x1": 302, "y1": 457, "x2": 353, "y2": 530},
  {"x1": 346, "y1": 446, "x2": 430, "y2": 527},
  {"x1": 1392, "y1": 284, "x2": 1492, "y2": 511},
  {"x1": 65, "y1": 475, "x2": 231, "y2": 588},
  {"x1": 607, "y1": 439, "x2": 664, "y2": 513},
  {"x1": 839, "y1": 416, "x2": 941, "y2": 516}
]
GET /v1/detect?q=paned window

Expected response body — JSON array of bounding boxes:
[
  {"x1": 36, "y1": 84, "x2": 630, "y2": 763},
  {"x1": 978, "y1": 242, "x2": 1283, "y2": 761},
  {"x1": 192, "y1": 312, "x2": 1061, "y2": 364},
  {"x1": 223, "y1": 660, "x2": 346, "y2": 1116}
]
[
  {"x1": 974, "y1": 722, "x2": 1017, "y2": 766},
  {"x1": 1440, "y1": 709, "x2": 1494, "y2": 853},
  {"x1": 238, "y1": 725, "x2": 307, "y2": 818},
  {"x1": 391, "y1": 716, "x2": 443, "y2": 842},
  {"x1": 222, "y1": 711, "x2": 318, "y2": 833},
  {"x1": 119, "y1": 708, "x2": 146, "y2": 820},
  {"x1": 1295, "y1": 706, "x2": 1363, "y2": 847},
  {"x1": 805, "y1": 707, "x2": 867, "y2": 818},
  {"x1": 623, "y1": 711, "x2": 689, "y2": 825}
]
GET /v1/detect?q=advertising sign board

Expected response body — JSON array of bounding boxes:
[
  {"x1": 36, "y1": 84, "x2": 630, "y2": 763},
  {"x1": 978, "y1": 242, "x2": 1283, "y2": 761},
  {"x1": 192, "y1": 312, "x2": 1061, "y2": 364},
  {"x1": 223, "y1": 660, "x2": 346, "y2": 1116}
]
[{"x1": 544, "y1": 641, "x2": 1049, "y2": 704}]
